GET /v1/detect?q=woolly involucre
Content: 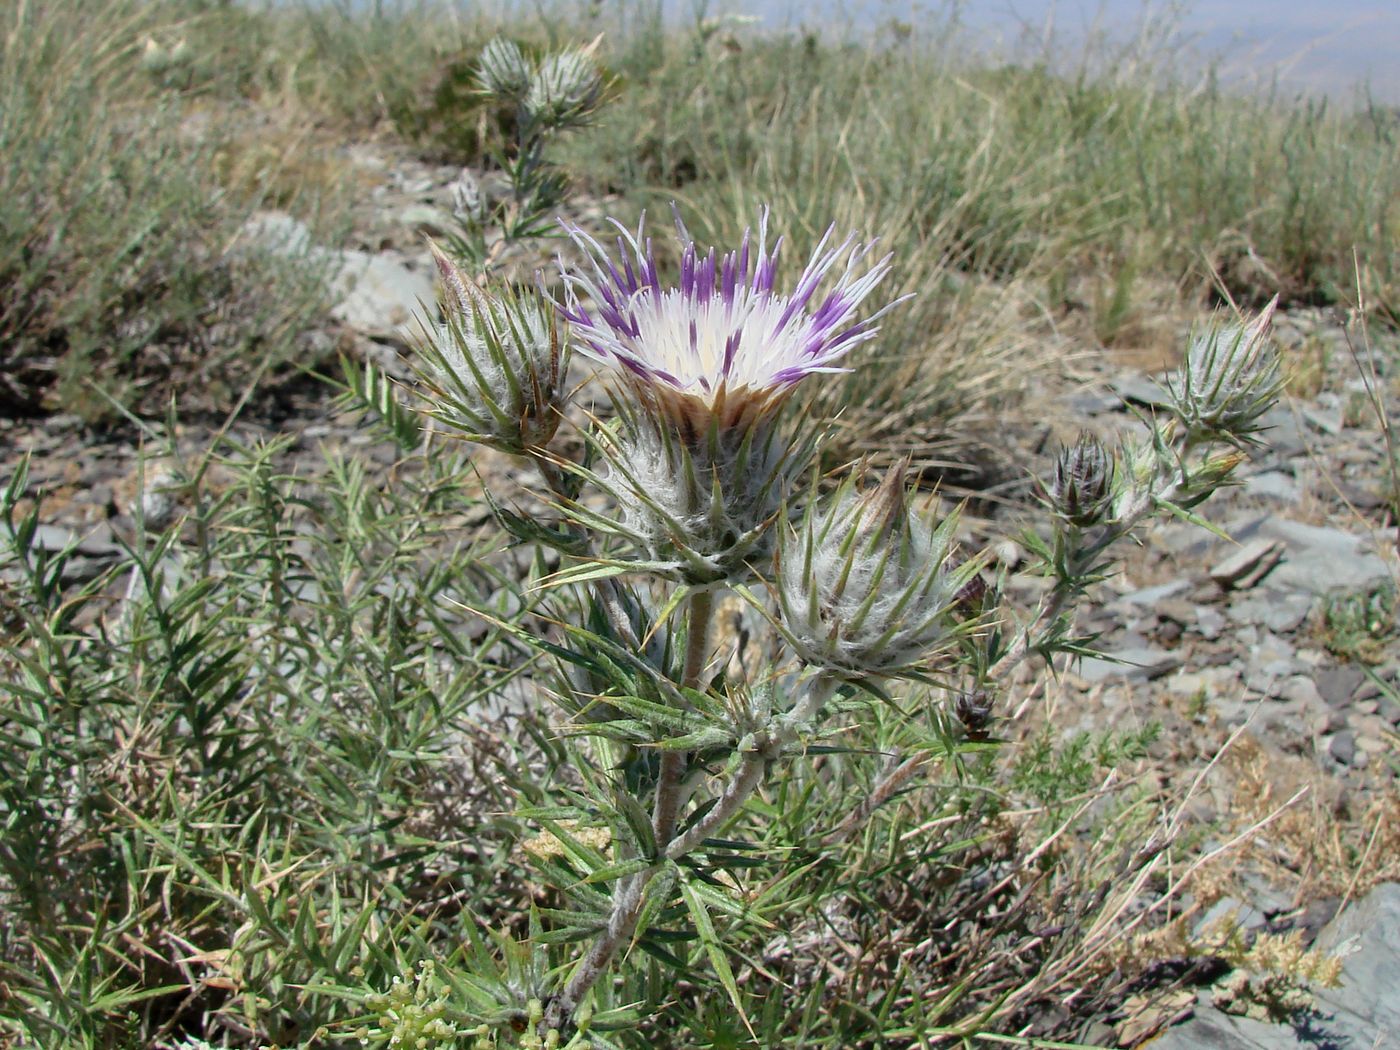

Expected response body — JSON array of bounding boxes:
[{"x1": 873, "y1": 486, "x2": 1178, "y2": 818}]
[{"x1": 780, "y1": 476, "x2": 966, "y2": 677}]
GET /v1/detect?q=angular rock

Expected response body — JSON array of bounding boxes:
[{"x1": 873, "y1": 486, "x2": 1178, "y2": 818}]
[
  {"x1": 1313, "y1": 664, "x2": 1366, "y2": 708},
  {"x1": 1313, "y1": 883, "x2": 1400, "y2": 1030},
  {"x1": 1075, "y1": 644, "x2": 1183, "y2": 683},
  {"x1": 1152, "y1": 883, "x2": 1400, "y2": 1049},
  {"x1": 1108, "y1": 371, "x2": 1173, "y2": 409},
  {"x1": 399, "y1": 204, "x2": 455, "y2": 236},
  {"x1": 1231, "y1": 517, "x2": 1392, "y2": 596},
  {"x1": 234, "y1": 209, "x2": 314, "y2": 257},
  {"x1": 1211, "y1": 539, "x2": 1285, "y2": 590},
  {"x1": 1325, "y1": 729, "x2": 1357, "y2": 765},
  {"x1": 1195, "y1": 604, "x2": 1228, "y2": 641},
  {"x1": 1114, "y1": 579, "x2": 1191, "y2": 610},
  {"x1": 1227, "y1": 591, "x2": 1312, "y2": 634}
]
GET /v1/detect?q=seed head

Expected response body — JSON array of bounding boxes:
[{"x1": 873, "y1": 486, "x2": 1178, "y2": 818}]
[{"x1": 415, "y1": 244, "x2": 567, "y2": 454}]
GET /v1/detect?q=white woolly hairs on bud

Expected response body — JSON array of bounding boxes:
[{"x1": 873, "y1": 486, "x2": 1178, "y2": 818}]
[
  {"x1": 603, "y1": 415, "x2": 789, "y2": 562},
  {"x1": 1171, "y1": 297, "x2": 1281, "y2": 438},
  {"x1": 526, "y1": 49, "x2": 603, "y2": 125},
  {"x1": 778, "y1": 469, "x2": 975, "y2": 679},
  {"x1": 476, "y1": 37, "x2": 534, "y2": 101}
]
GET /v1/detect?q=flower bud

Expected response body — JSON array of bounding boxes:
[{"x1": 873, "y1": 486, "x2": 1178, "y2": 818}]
[
  {"x1": 476, "y1": 37, "x2": 534, "y2": 101},
  {"x1": 1168, "y1": 297, "x2": 1281, "y2": 442},
  {"x1": 525, "y1": 48, "x2": 603, "y2": 128},
  {"x1": 449, "y1": 168, "x2": 484, "y2": 224},
  {"x1": 1047, "y1": 433, "x2": 1114, "y2": 527},
  {"x1": 954, "y1": 688, "x2": 995, "y2": 739},
  {"x1": 777, "y1": 463, "x2": 985, "y2": 680},
  {"x1": 415, "y1": 244, "x2": 567, "y2": 454}
]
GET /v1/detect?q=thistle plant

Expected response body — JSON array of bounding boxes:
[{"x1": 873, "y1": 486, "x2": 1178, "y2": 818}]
[
  {"x1": 1007, "y1": 297, "x2": 1284, "y2": 673},
  {"x1": 447, "y1": 37, "x2": 607, "y2": 272},
  {"x1": 397, "y1": 207, "x2": 1283, "y2": 1045},
  {"x1": 555, "y1": 211, "x2": 899, "y2": 583}
]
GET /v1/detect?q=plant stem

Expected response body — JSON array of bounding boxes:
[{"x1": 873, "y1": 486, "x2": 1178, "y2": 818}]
[
  {"x1": 545, "y1": 656, "x2": 834, "y2": 1034},
  {"x1": 653, "y1": 587, "x2": 715, "y2": 847},
  {"x1": 546, "y1": 589, "x2": 718, "y2": 1031}
]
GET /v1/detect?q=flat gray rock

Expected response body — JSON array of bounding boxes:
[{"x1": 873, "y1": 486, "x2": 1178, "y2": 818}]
[
  {"x1": 1229, "y1": 517, "x2": 1391, "y2": 596},
  {"x1": 1108, "y1": 371, "x2": 1175, "y2": 409},
  {"x1": 1243, "y1": 471, "x2": 1300, "y2": 502},
  {"x1": 1211, "y1": 539, "x2": 1285, "y2": 589},
  {"x1": 330, "y1": 249, "x2": 437, "y2": 342},
  {"x1": 1075, "y1": 644, "x2": 1182, "y2": 683},
  {"x1": 1313, "y1": 883, "x2": 1400, "y2": 1030},
  {"x1": 234, "y1": 209, "x2": 314, "y2": 257},
  {"x1": 1149, "y1": 883, "x2": 1400, "y2": 1049}
]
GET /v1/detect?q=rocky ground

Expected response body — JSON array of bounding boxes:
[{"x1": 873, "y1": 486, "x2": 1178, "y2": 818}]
[{"x1": 2, "y1": 139, "x2": 1397, "y2": 1047}]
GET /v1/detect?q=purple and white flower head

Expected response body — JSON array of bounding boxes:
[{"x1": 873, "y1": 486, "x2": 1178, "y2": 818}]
[
  {"x1": 558, "y1": 209, "x2": 901, "y2": 438},
  {"x1": 556, "y1": 209, "x2": 903, "y2": 583}
]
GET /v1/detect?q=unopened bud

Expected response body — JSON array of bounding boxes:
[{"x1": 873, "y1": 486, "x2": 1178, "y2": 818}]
[
  {"x1": 1047, "y1": 433, "x2": 1114, "y2": 527},
  {"x1": 594, "y1": 402, "x2": 801, "y2": 584},
  {"x1": 1168, "y1": 297, "x2": 1281, "y2": 441},
  {"x1": 525, "y1": 48, "x2": 603, "y2": 128},
  {"x1": 954, "y1": 688, "x2": 995, "y2": 738},
  {"x1": 778, "y1": 467, "x2": 985, "y2": 680},
  {"x1": 477, "y1": 37, "x2": 533, "y2": 100},
  {"x1": 415, "y1": 244, "x2": 567, "y2": 454}
]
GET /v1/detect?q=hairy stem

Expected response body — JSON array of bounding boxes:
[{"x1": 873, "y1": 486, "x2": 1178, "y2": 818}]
[
  {"x1": 653, "y1": 587, "x2": 715, "y2": 847},
  {"x1": 547, "y1": 670, "x2": 832, "y2": 1032}
]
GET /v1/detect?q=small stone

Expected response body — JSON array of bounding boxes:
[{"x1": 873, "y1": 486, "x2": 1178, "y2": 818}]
[
  {"x1": 1314, "y1": 665, "x2": 1366, "y2": 707},
  {"x1": 1234, "y1": 516, "x2": 1391, "y2": 595},
  {"x1": 1310, "y1": 706, "x2": 1347, "y2": 735},
  {"x1": 330, "y1": 250, "x2": 437, "y2": 342},
  {"x1": 1243, "y1": 470, "x2": 1300, "y2": 501},
  {"x1": 234, "y1": 210, "x2": 314, "y2": 256},
  {"x1": 1194, "y1": 605, "x2": 1227, "y2": 640},
  {"x1": 1254, "y1": 698, "x2": 1306, "y2": 736},
  {"x1": 1303, "y1": 405, "x2": 1344, "y2": 435},
  {"x1": 1356, "y1": 733, "x2": 1386, "y2": 754},
  {"x1": 1263, "y1": 592, "x2": 1313, "y2": 633},
  {"x1": 1279, "y1": 675, "x2": 1323, "y2": 707},
  {"x1": 1326, "y1": 730, "x2": 1357, "y2": 765},
  {"x1": 399, "y1": 204, "x2": 454, "y2": 235},
  {"x1": 1196, "y1": 897, "x2": 1267, "y2": 937},
  {"x1": 1115, "y1": 579, "x2": 1190, "y2": 609},
  {"x1": 1108, "y1": 372, "x2": 1172, "y2": 408},
  {"x1": 1210, "y1": 538, "x2": 1284, "y2": 589},
  {"x1": 1075, "y1": 644, "x2": 1183, "y2": 683}
]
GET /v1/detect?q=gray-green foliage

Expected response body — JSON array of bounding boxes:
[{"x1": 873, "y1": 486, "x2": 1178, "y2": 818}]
[{"x1": 0, "y1": 441, "x2": 534, "y2": 1047}]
